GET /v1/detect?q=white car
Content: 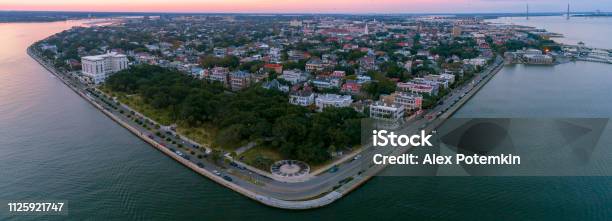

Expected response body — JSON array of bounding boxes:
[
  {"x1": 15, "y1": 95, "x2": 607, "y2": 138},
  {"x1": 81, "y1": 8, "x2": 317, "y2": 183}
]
[
  {"x1": 175, "y1": 151, "x2": 184, "y2": 157},
  {"x1": 213, "y1": 170, "x2": 221, "y2": 176}
]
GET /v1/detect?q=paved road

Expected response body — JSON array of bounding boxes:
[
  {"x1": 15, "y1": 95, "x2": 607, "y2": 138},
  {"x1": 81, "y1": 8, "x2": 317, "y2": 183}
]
[{"x1": 31, "y1": 47, "x2": 503, "y2": 202}]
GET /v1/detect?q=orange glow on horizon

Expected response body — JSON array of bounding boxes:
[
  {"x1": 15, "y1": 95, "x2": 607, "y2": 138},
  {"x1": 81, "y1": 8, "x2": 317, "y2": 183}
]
[
  {"x1": 1, "y1": 0, "x2": 602, "y2": 13},
  {"x1": 0, "y1": 0, "x2": 503, "y2": 13}
]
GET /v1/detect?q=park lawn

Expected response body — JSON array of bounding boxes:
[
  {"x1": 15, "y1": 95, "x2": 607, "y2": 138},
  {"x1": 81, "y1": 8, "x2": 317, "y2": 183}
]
[
  {"x1": 117, "y1": 95, "x2": 174, "y2": 126},
  {"x1": 117, "y1": 94, "x2": 223, "y2": 150},
  {"x1": 102, "y1": 86, "x2": 219, "y2": 148},
  {"x1": 100, "y1": 86, "x2": 175, "y2": 125},
  {"x1": 239, "y1": 146, "x2": 284, "y2": 170},
  {"x1": 176, "y1": 123, "x2": 218, "y2": 149}
]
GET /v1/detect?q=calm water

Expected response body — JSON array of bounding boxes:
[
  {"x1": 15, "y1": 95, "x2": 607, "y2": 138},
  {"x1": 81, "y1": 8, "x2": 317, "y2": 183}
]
[
  {"x1": 1, "y1": 17, "x2": 612, "y2": 220},
  {"x1": 489, "y1": 16, "x2": 612, "y2": 48}
]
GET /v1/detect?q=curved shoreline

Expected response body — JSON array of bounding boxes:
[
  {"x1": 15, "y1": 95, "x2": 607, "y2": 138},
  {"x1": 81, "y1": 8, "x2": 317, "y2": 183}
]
[
  {"x1": 27, "y1": 44, "x2": 505, "y2": 210},
  {"x1": 26, "y1": 46, "x2": 355, "y2": 210}
]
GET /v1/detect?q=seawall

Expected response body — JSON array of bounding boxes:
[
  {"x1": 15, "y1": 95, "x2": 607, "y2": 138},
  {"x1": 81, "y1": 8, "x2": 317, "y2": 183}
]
[{"x1": 27, "y1": 46, "x2": 346, "y2": 210}]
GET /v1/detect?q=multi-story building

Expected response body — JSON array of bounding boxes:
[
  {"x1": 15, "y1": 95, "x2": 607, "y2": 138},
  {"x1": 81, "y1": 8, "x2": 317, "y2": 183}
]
[
  {"x1": 208, "y1": 67, "x2": 229, "y2": 85},
  {"x1": 397, "y1": 81, "x2": 438, "y2": 96},
  {"x1": 269, "y1": 47, "x2": 282, "y2": 63},
  {"x1": 439, "y1": 73, "x2": 456, "y2": 85},
  {"x1": 463, "y1": 58, "x2": 487, "y2": 67},
  {"x1": 356, "y1": 75, "x2": 372, "y2": 84},
  {"x1": 393, "y1": 92, "x2": 423, "y2": 111},
  {"x1": 523, "y1": 54, "x2": 554, "y2": 64},
  {"x1": 452, "y1": 26, "x2": 462, "y2": 37},
  {"x1": 370, "y1": 101, "x2": 405, "y2": 124},
  {"x1": 289, "y1": 90, "x2": 315, "y2": 107},
  {"x1": 288, "y1": 50, "x2": 305, "y2": 61},
  {"x1": 289, "y1": 20, "x2": 303, "y2": 27},
  {"x1": 311, "y1": 78, "x2": 341, "y2": 89},
  {"x1": 230, "y1": 71, "x2": 252, "y2": 91},
  {"x1": 504, "y1": 49, "x2": 554, "y2": 65},
  {"x1": 305, "y1": 59, "x2": 324, "y2": 73},
  {"x1": 213, "y1": 47, "x2": 226, "y2": 58},
  {"x1": 263, "y1": 79, "x2": 290, "y2": 93},
  {"x1": 330, "y1": 70, "x2": 346, "y2": 78},
  {"x1": 280, "y1": 69, "x2": 309, "y2": 84},
  {"x1": 424, "y1": 74, "x2": 456, "y2": 88},
  {"x1": 359, "y1": 56, "x2": 376, "y2": 71},
  {"x1": 341, "y1": 81, "x2": 362, "y2": 94},
  {"x1": 81, "y1": 52, "x2": 129, "y2": 84},
  {"x1": 264, "y1": 63, "x2": 283, "y2": 74},
  {"x1": 315, "y1": 94, "x2": 353, "y2": 112}
]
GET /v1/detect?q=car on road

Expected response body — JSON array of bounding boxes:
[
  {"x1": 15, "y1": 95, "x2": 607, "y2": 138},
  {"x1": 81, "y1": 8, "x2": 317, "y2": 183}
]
[
  {"x1": 213, "y1": 170, "x2": 221, "y2": 176},
  {"x1": 353, "y1": 155, "x2": 362, "y2": 161},
  {"x1": 196, "y1": 162, "x2": 205, "y2": 168},
  {"x1": 223, "y1": 175, "x2": 233, "y2": 182},
  {"x1": 328, "y1": 166, "x2": 339, "y2": 173}
]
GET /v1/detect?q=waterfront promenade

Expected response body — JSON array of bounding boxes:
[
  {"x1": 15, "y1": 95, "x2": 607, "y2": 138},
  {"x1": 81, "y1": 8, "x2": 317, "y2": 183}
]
[
  {"x1": 28, "y1": 45, "x2": 504, "y2": 209},
  {"x1": 27, "y1": 46, "x2": 350, "y2": 209}
]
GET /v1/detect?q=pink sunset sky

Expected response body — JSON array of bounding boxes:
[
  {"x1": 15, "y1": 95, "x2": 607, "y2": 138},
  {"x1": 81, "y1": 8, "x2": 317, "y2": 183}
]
[{"x1": 0, "y1": 0, "x2": 609, "y2": 13}]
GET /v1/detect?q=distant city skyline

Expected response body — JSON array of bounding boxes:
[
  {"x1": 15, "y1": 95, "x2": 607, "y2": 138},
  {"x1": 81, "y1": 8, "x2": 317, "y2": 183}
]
[{"x1": 1, "y1": 0, "x2": 611, "y2": 14}]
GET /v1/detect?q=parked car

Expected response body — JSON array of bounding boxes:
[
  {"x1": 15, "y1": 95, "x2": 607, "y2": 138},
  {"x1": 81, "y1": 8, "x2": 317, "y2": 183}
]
[
  {"x1": 213, "y1": 170, "x2": 221, "y2": 176},
  {"x1": 174, "y1": 151, "x2": 183, "y2": 156},
  {"x1": 196, "y1": 162, "x2": 205, "y2": 168},
  {"x1": 223, "y1": 176, "x2": 233, "y2": 182}
]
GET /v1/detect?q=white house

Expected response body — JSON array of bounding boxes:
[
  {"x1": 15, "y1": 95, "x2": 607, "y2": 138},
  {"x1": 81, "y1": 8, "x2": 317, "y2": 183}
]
[
  {"x1": 463, "y1": 58, "x2": 487, "y2": 67},
  {"x1": 315, "y1": 94, "x2": 353, "y2": 112},
  {"x1": 370, "y1": 101, "x2": 405, "y2": 125},
  {"x1": 280, "y1": 69, "x2": 309, "y2": 84},
  {"x1": 289, "y1": 90, "x2": 315, "y2": 107}
]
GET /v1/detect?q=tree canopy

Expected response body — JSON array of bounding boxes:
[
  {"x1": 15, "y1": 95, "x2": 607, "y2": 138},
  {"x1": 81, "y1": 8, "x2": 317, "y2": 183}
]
[{"x1": 106, "y1": 65, "x2": 364, "y2": 163}]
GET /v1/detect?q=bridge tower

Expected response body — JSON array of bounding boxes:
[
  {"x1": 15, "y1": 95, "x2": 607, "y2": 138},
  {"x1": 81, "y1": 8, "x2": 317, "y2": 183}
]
[{"x1": 526, "y1": 4, "x2": 530, "y2": 20}]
